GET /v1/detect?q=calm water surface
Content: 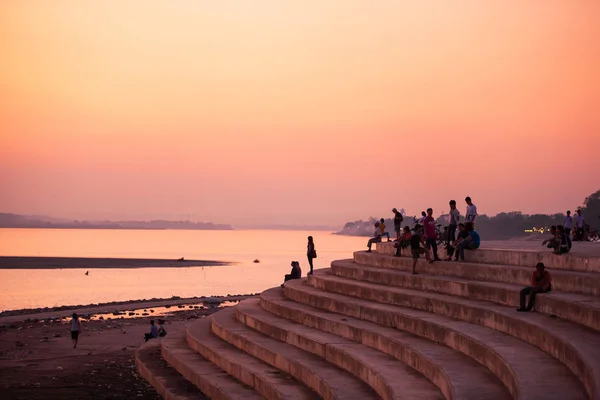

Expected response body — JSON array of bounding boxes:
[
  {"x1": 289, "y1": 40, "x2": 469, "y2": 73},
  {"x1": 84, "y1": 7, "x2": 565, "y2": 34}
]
[{"x1": 0, "y1": 228, "x2": 366, "y2": 311}]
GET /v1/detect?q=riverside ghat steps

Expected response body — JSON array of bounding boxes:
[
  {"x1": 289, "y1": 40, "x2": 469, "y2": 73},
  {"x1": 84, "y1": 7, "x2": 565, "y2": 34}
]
[{"x1": 136, "y1": 243, "x2": 600, "y2": 400}]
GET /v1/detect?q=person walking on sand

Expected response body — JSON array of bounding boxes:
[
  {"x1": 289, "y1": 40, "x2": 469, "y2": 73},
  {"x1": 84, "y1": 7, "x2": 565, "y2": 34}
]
[
  {"x1": 423, "y1": 208, "x2": 441, "y2": 263},
  {"x1": 70, "y1": 313, "x2": 81, "y2": 348},
  {"x1": 307, "y1": 236, "x2": 317, "y2": 275}
]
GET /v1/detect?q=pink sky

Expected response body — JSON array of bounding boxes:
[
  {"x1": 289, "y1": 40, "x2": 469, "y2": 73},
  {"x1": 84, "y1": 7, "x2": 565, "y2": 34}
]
[{"x1": 1, "y1": 1, "x2": 599, "y2": 226}]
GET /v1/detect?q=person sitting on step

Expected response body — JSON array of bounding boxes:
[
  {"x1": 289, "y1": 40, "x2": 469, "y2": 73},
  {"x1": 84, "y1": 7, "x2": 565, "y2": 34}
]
[
  {"x1": 410, "y1": 224, "x2": 429, "y2": 274},
  {"x1": 517, "y1": 262, "x2": 552, "y2": 312},
  {"x1": 394, "y1": 226, "x2": 412, "y2": 256},
  {"x1": 378, "y1": 218, "x2": 391, "y2": 242},
  {"x1": 446, "y1": 223, "x2": 468, "y2": 261},
  {"x1": 457, "y1": 222, "x2": 480, "y2": 261},
  {"x1": 281, "y1": 261, "x2": 302, "y2": 287},
  {"x1": 542, "y1": 226, "x2": 560, "y2": 254},
  {"x1": 144, "y1": 320, "x2": 159, "y2": 342},
  {"x1": 366, "y1": 222, "x2": 382, "y2": 252}
]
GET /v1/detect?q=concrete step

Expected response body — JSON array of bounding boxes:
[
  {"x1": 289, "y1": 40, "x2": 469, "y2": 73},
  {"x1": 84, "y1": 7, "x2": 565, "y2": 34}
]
[
  {"x1": 260, "y1": 287, "x2": 511, "y2": 400},
  {"x1": 236, "y1": 297, "x2": 445, "y2": 400},
  {"x1": 136, "y1": 341, "x2": 208, "y2": 400},
  {"x1": 211, "y1": 306, "x2": 379, "y2": 400},
  {"x1": 374, "y1": 244, "x2": 600, "y2": 273},
  {"x1": 305, "y1": 271, "x2": 600, "y2": 399},
  {"x1": 161, "y1": 333, "x2": 264, "y2": 400},
  {"x1": 282, "y1": 280, "x2": 589, "y2": 400},
  {"x1": 186, "y1": 316, "x2": 319, "y2": 400},
  {"x1": 331, "y1": 260, "x2": 600, "y2": 331},
  {"x1": 354, "y1": 252, "x2": 600, "y2": 296}
]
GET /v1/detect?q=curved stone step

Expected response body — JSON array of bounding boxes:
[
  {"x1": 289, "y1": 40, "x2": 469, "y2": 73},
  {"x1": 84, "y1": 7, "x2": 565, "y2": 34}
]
[
  {"x1": 186, "y1": 316, "x2": 319, "y2": 400},
  {"x1": 236, "y1": 298, "x2": 445, "y2": 400},
  {"x1": 260, "y1": 287, "x2": 510, "y2": 400},
  {"x1": 136, "y1": 341, "x2": 208, "y2": 400},
  {"x1": 331, "y1": 260, "x2": 600, "y2": 331},
  {"x1": 353, "y1": 252, "x2": 600, "y2": 296},
  {"x1": 374, "y1": 244, "x2": 600, "y2": 272},
  {"x1": 161, "y1": 334, "x2": 264, "y2": 400},
  {"x1": 211, "y1": 306, "x2": 379, "y2": 400},
  {"x1": 283, "y1": 278, "x2": 590, "y2": 400},
  {"x1": 307, "y1": 271, "x2": 600, "y2": 399}
]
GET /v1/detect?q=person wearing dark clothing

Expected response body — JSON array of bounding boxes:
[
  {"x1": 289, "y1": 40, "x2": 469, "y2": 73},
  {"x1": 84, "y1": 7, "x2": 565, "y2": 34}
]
[
  {"x1": 517, "y1": 263, "x2": 552, "y2": 312},
  {"x1": 366, "y1": 222, "x2": 382, "y2": 252},
  {"x1": 410, "y1": 224, "x2": 430, "y2": 274},
  {"x1": 446, "y1": 223, "x2": 468, "y2": 260},
  {"x1": 458, "y1": 222, "x2": 480, "y2": 261},
  {"x1": 447, "y1": 200, "x2": 460, "y2": 248},
  {"x1": 392, "y1": 208, "x2": 404, "y2": 240},
  {"x1": 282, "y1": 261, "x2": 302, "y2": 286},
  {"x1": 307, "y1": 236, "x2": 317, "y2": 275},
  {"x1": 556, "y1": 225, "x2": 570, "y2": 254},
  {"x1": 144, "y1": 320, "x2": 159, "y2": 342},
  {"x1": 423, "y1": 208, "x2": 440, "y2": 262}
]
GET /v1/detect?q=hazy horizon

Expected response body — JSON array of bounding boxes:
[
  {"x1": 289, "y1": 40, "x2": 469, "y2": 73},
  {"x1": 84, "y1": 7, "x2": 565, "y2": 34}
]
[{"x1": 2, "y1": 1, "x2": 599, "y2": 227}]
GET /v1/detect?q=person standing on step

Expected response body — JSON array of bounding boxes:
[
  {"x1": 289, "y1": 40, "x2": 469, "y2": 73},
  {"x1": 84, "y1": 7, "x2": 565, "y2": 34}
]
[
  {"x1": 392, "y1": 208, "x2": 404, "y2": 241},
  {"x1": 575, "y1": 209, "x2": 585, "y2": 241},
  {"x1": 517, "y1": 262, "x2": 552, "y2": 312},
  {"x1": 307, "y1": 236, "x2": 317, "y2": 275},
  {"x1": 410, "y1": 224, "x2": 429, "y2": 274},
  {"x1": 465, "y1": 197, "x2": 477, "y2": 225},
  {"x1": 423, "y1": 208, "x2": 441, "y2": 263},
  {"x1": 447, "y1": 200, "x2": 460, "y2": 249},
  {"x1": 563, "y1": 210, "x2": 573, "y2": 249}
]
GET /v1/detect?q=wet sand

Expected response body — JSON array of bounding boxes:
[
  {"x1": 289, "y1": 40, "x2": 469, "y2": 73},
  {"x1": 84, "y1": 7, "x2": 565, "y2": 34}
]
[{"x1": 0, "y1": 256, "x2": 231, "y2": 269}]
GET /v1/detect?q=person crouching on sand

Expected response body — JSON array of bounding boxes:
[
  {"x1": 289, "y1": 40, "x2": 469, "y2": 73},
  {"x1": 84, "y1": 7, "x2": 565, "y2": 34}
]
[{"x1": 70, "y1": 313, "x2": 81, "y2": 348}]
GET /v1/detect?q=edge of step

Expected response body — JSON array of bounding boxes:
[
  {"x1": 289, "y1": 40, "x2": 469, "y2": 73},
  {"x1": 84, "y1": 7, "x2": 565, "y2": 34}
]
[
  {"x1": 261, "y1": 287, "x2": 511, "y2": 400},
  {"x1": 283, "y1": 278, "x2": 589, "y2": 400},
  {"x1": 186, "y1": 315, "x2": 319, "y2": 400},
  {"x1": 236, "y1": 297, "x2": 445, "y2": 400},
  {"x1": 136, "y1": 341, "x2": 207, "y2": 400}
]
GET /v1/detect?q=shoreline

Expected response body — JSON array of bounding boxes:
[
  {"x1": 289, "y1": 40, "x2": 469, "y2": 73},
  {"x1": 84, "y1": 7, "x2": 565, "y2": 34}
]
[
  {"x1": 0, "y1": 293, "x2": 257, "y2": 323},
  {"x1": 0, "y1": 256, "x2": 233, "y2": 269}
]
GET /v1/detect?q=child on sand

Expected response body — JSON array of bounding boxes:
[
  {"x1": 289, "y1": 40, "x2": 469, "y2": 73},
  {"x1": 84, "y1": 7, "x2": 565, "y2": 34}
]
[
  {"x1": 70, "y1": 313, "x2": 81, "y2": 348},
  {"x1": 410, "y1": 224, "x2": 430, "y2": 274}
]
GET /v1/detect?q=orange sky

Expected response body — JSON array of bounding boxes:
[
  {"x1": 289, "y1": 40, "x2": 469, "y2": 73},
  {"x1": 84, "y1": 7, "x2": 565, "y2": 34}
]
[{"x1": 1, "y1": 1, "x2": 599, "y2": 226}]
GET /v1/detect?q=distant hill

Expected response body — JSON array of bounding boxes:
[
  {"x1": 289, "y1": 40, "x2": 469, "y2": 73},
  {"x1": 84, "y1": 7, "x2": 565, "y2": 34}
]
[{"x1": 0, "y1": 213, "x2": 233, "y2": 230}]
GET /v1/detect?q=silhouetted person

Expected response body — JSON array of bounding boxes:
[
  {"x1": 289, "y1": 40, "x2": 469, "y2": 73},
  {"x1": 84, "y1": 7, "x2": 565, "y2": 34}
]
[
  {"x1": 70, "y1": 313, "x2": 81, "y2": 348},
  {"x1": 144, "y1": 320, "x2": 159, "y2": 342},
  {"x1": 575, "y1": 209, "x2": 584, "y2": 241},
  {"x1": 542, "y1": 226, "x2": 559, "y2": 253},
  {"x1": 307, "y1": 236, "x2": 316, "y2": 275},
  {"x1": 465, "y1": 196, "x2": 477, "y2": 224},
  {"x1": 366, "y1": 222, "x2": 382, "y2": 252},
  {"x1": 447, "y1": 200, "x2": 460, "y2": 249},
  {"x1": 392, "y1": 208, "x2": 404, "y2": 240},
  {"x1": 423, "y1": 208, "x2": 440, "y2": 262},
  {"x1": 563, "y1": 211, "x2": 573, "y2": 249},
  {"x1": 517, "y1": 262, "x2": 552, "y2": 312},
  {"x1": 410, "y1": 224, "x2": 429, "y2": 274},
  {"x1": 282, "y1": 261, "x2": 302, "y2": 287},
  {"x1": 446, "y1": 223, "x2": 468, "y2": 261},
  {"x1": 379, "y1": 218, "x2": 391, "y2": 241},
  {"x1": 158, "y1": 319, "x2": 167, "y2": 337}
]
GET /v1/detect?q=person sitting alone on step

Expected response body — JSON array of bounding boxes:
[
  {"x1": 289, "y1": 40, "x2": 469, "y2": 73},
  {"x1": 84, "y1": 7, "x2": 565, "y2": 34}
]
[
  {"x1": 517, "y1": 262, "x2": 552, "y2": 312},
  {"x1": 144, "y1": 320, "x2": 159, "y2": 342},
  {"x1": 281, "y1": 261, "x2": 302, "y2": 287},
  {"x1": 366, "y1": 222, "x2": 382, "y2": 252},
  {"x1": 542, "y1": 226, "x2": 560, "y2": 253}
]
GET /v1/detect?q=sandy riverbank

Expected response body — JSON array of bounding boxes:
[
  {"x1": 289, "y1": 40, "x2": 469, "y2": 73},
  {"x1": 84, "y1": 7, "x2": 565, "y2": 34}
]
[
  {"x1": 0, "y1": 256, "x2": 232, "y2": 269},
  {"x1": 0, "y1": 303, "x2": 224, "y2": 399}
]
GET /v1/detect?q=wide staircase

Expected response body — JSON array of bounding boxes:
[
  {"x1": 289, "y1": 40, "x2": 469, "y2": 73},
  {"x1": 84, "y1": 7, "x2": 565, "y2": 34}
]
[{"x1": 136, "y1": 242, "x2": 600, "y2": 400}]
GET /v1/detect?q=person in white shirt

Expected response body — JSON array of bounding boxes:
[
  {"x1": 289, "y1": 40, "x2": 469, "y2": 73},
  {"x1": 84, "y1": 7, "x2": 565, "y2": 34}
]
[
  {"x1": 447, "y1": 200, "x2": 460, "y2": 244},
  {"x1": 465, "y1": 197, "x2": 477, "y2": 223},
  {"x1": 575, "y1": 209, "x2": 585, "y2": 241},
  {"x1": 70, "y1": 313, "x2": 81, "y2": 348},
  {"x1": 366, "y1": 222, "x2": 382, "y2": 252},
  {"x1": 563, "y1": 210, "x2": 573, "y2": 247}
]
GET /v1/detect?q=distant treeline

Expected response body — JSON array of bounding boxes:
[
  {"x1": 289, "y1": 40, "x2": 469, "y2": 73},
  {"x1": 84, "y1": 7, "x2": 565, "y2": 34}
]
[
  {"x1": 338, "y1": 189, "x2": 600, "y2": 240},
  {"x1": 0, "y1": 213, "x2": 234, "y2": 230}
]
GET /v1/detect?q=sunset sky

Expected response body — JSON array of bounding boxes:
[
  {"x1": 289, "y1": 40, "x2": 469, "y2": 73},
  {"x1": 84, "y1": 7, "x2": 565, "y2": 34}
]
[{"x1": 1, "y1": 1, "x2": 599, "y2": 227}]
